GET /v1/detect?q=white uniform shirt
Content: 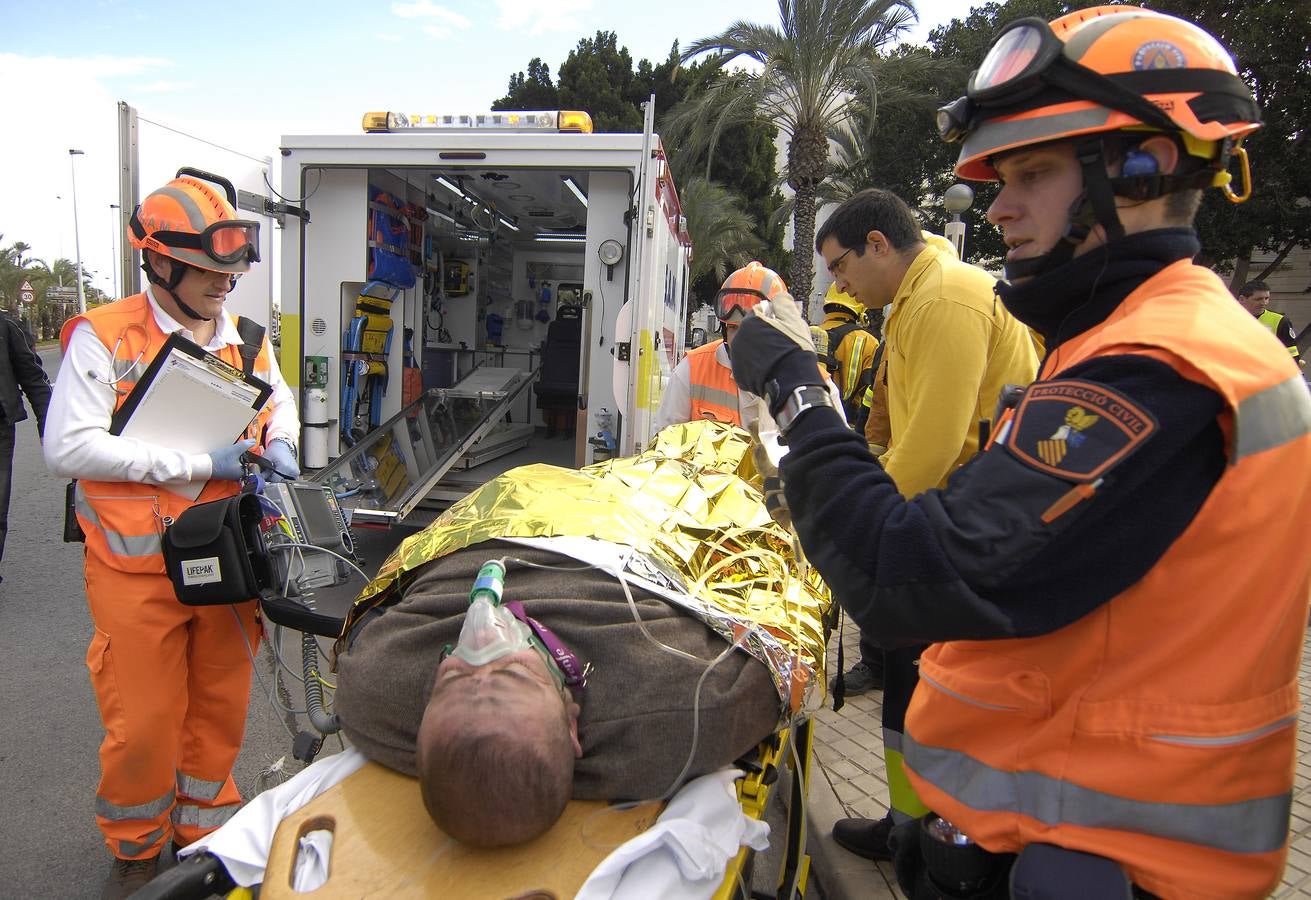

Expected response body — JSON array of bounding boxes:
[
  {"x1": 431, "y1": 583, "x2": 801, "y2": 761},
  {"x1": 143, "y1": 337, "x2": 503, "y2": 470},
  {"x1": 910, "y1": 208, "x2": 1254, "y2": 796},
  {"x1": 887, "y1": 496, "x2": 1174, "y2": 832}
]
[
  {"x1": 44, "y1": 286, "x2": 299, "y2": 486},
  {"x1": 653, "y1": 341, "x2": 846, "y2": 434},
  {"x1": 653, "y1": 342, "x2": 746, "y2": 433}
]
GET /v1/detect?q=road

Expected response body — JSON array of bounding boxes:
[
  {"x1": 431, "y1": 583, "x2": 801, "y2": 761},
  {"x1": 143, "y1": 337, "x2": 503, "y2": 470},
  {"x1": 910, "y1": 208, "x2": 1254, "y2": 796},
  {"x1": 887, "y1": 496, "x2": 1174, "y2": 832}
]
[{"x1": 0, "y1": 346, "x2": 409, "y2": 898}]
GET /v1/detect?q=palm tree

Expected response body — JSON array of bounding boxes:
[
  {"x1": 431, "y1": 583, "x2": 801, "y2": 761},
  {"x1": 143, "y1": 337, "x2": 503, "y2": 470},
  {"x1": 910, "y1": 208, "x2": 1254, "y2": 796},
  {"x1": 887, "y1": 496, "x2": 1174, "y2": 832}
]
[
  {"x1": 679, "y1": 175, "x2": 766, "y2": 286},
  {"x1": 667, "y1": 0, "x2": 918, "y2": 314}
]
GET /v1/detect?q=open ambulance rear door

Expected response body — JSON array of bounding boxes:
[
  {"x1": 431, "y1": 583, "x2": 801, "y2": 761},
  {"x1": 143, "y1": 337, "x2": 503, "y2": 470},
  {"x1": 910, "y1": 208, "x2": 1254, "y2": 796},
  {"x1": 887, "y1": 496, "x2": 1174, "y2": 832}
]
[{"x1": 609, "y1": 97, "x2": 692, "y2": 456}]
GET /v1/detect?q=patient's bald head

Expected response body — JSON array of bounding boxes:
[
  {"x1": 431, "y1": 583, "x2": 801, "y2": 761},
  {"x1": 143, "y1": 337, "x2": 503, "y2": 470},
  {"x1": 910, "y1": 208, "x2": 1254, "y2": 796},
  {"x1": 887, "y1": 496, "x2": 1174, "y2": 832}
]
[{"x1": 416, "y1": 648, "x2": 582, "y2": 847}]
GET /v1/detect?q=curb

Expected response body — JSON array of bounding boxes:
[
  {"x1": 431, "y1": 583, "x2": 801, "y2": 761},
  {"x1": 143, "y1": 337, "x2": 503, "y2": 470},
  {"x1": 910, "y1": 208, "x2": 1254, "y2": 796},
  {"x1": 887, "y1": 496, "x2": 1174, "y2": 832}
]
[{"x1": 806, "y1": 755, "x2": 900, "y2": 899}]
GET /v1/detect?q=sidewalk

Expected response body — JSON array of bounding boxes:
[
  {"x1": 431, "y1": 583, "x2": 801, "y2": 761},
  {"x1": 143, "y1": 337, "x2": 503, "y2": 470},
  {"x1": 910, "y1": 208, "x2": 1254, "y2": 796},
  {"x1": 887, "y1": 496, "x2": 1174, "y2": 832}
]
[{"x1": 805, "y1": 613, "x2": 1311, "y2": 899}]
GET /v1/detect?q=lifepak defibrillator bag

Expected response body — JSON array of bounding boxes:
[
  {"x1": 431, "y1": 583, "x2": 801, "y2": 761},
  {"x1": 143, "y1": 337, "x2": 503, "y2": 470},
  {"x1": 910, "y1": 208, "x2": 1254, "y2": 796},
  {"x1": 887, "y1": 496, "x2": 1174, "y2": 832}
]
[{"x1": 162, "y1": 492, "x2": 265, "y2": 606}]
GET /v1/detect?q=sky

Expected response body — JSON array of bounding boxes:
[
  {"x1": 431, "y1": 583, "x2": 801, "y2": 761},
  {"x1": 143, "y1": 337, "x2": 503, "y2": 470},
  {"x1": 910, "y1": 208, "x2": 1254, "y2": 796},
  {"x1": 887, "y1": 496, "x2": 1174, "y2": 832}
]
[{"x1": 0, "y1": 0, "x2": 977, "y2": 296}]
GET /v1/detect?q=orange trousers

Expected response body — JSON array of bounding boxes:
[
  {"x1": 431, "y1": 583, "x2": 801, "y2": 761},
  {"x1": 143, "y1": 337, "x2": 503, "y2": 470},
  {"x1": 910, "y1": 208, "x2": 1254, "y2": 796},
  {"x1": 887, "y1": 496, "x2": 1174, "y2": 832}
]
[{"x1": 84, "y1": 556, "x2": 260, "y2": 859}]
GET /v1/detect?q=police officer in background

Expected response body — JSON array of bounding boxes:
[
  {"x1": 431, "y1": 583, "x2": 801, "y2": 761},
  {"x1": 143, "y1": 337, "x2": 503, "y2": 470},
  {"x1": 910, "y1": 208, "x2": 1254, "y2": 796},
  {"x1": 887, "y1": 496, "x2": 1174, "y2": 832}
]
[
  {"x1": 729, "y1": 7, "x2": 1311, "y2": 898},
  {"x1": 44, "y1": 170, "x2": 300, "y2": 898},
  {"x1": 1236, "y1": 279, "x2": 1303, "y2": 369}
]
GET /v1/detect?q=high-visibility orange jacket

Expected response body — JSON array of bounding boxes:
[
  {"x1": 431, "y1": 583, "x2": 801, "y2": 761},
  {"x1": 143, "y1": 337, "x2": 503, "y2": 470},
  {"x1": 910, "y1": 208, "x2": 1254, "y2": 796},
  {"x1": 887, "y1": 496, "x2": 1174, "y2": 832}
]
[
  {"x1": 686, "y1": 340, "x2": 741, "y2": 426},
  {"x1": 905, "y1": 261, "x2": 1311, "y2": 899},
  {"x1": 62, "y1": 293, "x2": 275, "y2": 574}
]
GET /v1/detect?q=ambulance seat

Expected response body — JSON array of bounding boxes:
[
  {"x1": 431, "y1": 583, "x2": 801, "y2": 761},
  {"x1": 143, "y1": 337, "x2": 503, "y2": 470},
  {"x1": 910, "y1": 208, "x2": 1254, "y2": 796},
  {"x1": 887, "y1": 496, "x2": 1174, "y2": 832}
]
[{"x1": 535, "y1": 305, "x2": 583, "y2": 434}]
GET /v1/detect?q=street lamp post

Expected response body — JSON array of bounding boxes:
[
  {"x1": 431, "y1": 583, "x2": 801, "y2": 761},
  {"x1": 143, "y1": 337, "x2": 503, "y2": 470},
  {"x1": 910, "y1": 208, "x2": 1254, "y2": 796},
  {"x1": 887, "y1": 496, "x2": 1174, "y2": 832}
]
[
  {"x1": 943, "y1": 183, "x2": 975, "y2": 259},
  {"x1": 69, "y1": 149, "x2": 86, "y2": 314},
  {"x1": 109, "y1": 203, "x2": 120, "y2": 300}
]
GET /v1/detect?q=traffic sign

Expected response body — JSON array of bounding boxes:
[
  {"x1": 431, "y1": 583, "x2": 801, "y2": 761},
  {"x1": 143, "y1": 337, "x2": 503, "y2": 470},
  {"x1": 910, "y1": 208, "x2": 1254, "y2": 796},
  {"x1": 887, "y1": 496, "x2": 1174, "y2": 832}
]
[
  {"x1": 19, "y1": 280, "x2": 34, "y2": 305},
  {"x1": 46, "y1": 286, "x2": 78, "y2": 303}
]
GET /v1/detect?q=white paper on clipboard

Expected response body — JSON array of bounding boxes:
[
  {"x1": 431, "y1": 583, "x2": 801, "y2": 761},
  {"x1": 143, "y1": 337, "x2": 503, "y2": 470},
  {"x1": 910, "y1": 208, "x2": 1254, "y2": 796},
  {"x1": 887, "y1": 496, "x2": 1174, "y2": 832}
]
[{"x1": 118, "y1": 348, "x2": 265, "y2": 500}]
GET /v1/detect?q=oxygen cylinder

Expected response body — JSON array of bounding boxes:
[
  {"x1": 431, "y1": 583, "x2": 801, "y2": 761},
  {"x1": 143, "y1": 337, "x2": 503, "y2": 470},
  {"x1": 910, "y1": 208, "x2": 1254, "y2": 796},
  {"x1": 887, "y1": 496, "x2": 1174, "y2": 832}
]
[{"x1": 303, "y1": 387, "x2": 331, "y2": 469}]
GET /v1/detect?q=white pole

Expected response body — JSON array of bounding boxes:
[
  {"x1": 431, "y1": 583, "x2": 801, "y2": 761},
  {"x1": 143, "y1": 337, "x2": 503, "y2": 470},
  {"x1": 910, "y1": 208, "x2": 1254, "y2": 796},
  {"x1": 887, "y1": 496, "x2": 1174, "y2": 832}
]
[
  {"x1": 69, "y1": 149, "x2": 86, "y2": 314},
  {"x1": 109, "y1": 203, "x2": 120, "y2": 300}
]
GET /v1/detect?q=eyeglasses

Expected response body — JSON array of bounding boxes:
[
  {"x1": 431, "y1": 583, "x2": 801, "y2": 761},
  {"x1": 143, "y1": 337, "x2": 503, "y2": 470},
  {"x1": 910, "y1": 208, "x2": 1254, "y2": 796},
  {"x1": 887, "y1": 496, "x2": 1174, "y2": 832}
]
[
  {"x1": 937, "y1": 17, "x2": 1176, "y2": 144},
  {"x1": 826, "y1": 247, "x2": 854, "y2": 277}
]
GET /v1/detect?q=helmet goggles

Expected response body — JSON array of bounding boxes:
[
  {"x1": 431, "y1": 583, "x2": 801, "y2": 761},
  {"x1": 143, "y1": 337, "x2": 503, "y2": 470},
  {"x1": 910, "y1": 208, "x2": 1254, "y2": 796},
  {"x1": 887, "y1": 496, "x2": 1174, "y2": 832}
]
[
  {"x1": 939, "y1": 17, "x2": 1181, "y2": 146},
  {"x1": 714, "y1": 288, "x2": 772, "y2": 324},
  {"x1": 144, "y1": 219, "x2": 262, "y2": 267}
]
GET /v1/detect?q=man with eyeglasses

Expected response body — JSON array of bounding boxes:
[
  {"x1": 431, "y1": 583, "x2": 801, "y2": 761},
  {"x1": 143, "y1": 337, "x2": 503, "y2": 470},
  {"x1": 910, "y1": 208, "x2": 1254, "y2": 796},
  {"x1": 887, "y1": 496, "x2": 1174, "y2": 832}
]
[
  {"x1": 728, "y1": 7, "x2": 1310, "y2": 898},
  {"x1": 44, "y1": 170, "x2": 300, "y2": 898},
  {"x1": 814, "y1": 187, "x2": 1036, "y2": 863}
]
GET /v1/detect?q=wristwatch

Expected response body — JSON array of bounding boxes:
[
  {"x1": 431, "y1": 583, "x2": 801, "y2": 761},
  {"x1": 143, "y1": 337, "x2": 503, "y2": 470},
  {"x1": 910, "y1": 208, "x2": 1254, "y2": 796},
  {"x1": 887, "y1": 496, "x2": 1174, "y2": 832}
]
[{"x1": 773, "y1": 384, "x2": 835, "y2": 436}]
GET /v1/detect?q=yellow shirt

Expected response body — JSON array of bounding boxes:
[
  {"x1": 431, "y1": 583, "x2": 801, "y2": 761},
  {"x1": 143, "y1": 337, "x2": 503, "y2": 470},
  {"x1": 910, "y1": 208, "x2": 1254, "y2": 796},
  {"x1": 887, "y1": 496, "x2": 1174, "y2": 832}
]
[{"x1": 879, "y1": 236, "x2": 1038, "y2": 496}]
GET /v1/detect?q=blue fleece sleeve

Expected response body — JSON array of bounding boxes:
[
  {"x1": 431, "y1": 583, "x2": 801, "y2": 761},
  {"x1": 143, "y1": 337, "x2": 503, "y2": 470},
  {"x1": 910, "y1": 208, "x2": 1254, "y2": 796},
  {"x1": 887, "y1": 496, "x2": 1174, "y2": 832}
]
[{"x1": 779, "y1": 354, "x2": 1224, "y2": 646}]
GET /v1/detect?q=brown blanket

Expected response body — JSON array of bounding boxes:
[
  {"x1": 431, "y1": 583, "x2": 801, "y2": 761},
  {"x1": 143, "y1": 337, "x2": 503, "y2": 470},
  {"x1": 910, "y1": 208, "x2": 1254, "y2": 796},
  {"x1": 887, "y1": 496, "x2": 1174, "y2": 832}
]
[{"x1": 334, "y1": 542, "x2": 782, "y2": 800}]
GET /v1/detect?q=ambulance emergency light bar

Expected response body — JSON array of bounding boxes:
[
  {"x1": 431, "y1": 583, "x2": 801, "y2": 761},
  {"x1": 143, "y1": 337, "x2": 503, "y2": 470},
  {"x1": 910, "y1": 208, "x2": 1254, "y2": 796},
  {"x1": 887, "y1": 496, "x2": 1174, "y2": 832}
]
[{"x1": 363, "y1": 110, "x2": 594, "y2": 134}]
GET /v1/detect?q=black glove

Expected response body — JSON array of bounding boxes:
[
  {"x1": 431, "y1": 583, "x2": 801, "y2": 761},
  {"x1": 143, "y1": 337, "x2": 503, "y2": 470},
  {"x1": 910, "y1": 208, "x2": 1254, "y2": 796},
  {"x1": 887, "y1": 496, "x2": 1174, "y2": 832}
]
[{"x1": 729, "y1": 317, "x2": 826, "y2": 416}]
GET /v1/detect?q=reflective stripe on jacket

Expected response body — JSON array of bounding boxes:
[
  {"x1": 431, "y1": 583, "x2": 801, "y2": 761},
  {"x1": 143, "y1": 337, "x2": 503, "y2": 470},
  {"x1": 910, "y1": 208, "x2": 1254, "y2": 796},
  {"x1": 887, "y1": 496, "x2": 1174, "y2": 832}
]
[
  {"x1": 60, "y1": 293, "x2": 276, "y2": 574},
  {"x1": 686, "y1": 340, "x2": 741, "y2": 426},
  {"x1": 820, "y1": 312, "x2": 878, "y2": 414},
  {"x1": 905, "y1": 260, "x2": 1311, "y2": 900}
]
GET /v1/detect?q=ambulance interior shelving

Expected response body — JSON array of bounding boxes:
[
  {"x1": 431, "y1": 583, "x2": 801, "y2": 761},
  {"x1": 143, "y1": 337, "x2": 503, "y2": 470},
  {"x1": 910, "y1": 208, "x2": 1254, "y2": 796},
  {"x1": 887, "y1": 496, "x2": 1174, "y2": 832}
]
[{"x1": 281, "y1": 107, "x2": 692, "y2": 527}]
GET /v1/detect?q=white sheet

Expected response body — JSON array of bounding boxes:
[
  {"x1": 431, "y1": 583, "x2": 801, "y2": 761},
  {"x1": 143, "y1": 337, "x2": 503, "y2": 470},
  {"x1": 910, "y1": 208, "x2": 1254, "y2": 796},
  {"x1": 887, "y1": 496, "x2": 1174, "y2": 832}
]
[
  {"x1": 177, "y1": 752, "x2": 769, "y2": 897},
  {"x1": 575, "y1": 769, "x2": 771, "y2": 900}
]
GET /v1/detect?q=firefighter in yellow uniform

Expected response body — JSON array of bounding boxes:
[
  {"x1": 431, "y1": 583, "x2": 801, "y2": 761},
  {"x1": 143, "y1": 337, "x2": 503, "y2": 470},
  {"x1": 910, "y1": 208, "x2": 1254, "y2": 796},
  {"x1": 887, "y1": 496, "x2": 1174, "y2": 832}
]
[
  {"x1": 44, "y1": 170, "x2": 300, "y2": 898},
  {"x1": 819, "y1": 285, "x2": 879, "y2": 430},
  {"x1": 728, "y1": 7, "x2": 1311, "y2": 897}
]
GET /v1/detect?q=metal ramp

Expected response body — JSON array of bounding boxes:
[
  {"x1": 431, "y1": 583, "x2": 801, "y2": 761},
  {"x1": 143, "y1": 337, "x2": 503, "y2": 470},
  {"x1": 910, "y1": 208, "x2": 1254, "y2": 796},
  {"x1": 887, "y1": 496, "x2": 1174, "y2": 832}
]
[{"x1": 311, "y1": 366, "x2": 537, "y2": 527}]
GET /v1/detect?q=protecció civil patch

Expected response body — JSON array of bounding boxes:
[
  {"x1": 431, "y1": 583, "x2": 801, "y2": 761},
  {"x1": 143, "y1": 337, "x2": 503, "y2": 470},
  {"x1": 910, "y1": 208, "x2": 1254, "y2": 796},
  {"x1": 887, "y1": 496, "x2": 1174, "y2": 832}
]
[{"x1": 1005, "y1": 379, "x2": 1157, "y2": 482}]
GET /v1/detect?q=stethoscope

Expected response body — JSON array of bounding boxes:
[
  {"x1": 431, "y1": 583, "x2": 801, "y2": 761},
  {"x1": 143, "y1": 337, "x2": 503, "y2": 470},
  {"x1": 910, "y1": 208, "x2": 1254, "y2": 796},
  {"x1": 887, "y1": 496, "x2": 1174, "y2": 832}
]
[{"x1": 88, "y1": 324, "x2": 151, "y2": 393}]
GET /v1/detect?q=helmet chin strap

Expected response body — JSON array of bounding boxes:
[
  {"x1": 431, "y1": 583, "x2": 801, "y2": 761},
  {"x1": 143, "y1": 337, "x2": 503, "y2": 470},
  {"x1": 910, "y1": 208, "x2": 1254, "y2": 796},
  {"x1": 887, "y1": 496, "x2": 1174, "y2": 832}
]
[
  {"x1": 1003, "y1": 138, "x2": 1125, "y2": 282},
  {"x1": 142, "y1": 257, "x2": 233, "y2": 322}
]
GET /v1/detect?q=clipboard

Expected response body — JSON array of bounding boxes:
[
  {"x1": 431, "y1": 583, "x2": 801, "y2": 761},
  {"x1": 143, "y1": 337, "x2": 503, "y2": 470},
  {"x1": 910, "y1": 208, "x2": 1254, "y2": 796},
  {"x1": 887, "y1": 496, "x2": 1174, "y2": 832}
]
[{"x1": 110, "y1": 333, "x2": 273, "y2": 498}]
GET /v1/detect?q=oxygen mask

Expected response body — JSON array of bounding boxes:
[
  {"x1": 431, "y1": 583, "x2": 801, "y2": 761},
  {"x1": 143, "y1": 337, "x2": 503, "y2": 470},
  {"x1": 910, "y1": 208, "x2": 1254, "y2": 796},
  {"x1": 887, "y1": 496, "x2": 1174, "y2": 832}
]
[
  {"x1": 451, "y1": 594, "x2": 534, "y2": 666},
  {"x1": 451, "y1": 560, "x2": 531, "y2": 666}
]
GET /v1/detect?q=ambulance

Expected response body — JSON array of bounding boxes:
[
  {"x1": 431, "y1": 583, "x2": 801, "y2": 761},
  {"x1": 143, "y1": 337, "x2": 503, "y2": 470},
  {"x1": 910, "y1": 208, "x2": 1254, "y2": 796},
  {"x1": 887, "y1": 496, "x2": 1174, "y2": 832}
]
[{"x1": 118, "y1": 100, "x2": 693, "y2": 526}]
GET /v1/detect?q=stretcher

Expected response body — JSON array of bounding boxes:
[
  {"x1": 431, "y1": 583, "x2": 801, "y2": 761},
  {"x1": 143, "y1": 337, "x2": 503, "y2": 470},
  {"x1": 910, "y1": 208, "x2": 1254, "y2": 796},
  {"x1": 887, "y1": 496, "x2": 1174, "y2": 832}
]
[
  {"x1": 139, "y1": 579, "x2": 820, "y2": 900},
  {"x1": 139, "y1": 719, "x2": 816, "y2": 900}
]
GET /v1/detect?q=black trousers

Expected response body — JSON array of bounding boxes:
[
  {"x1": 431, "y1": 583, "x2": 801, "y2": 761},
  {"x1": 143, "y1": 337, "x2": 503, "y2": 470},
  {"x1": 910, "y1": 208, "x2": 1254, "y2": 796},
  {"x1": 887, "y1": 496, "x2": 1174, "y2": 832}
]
[
  {"x1": 882, "y1": 643, "x2": 925, "y2": 737},
  {"x1": 859, "y1": 630, "x2": 885, "y2": 676},
  {"x1": 0, "y1": 423, "x2": 13, "y2": 563}
]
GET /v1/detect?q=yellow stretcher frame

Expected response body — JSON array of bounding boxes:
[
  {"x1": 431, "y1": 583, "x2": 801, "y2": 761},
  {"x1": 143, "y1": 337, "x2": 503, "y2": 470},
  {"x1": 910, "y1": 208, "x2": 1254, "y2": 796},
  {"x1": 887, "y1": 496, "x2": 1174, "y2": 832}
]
[
  {"x1": 143, "y1": 719, "x2": 815, "y2": 900},
  {"x1": 267, "y1": 722, "x2": 813, "y2": 899}
]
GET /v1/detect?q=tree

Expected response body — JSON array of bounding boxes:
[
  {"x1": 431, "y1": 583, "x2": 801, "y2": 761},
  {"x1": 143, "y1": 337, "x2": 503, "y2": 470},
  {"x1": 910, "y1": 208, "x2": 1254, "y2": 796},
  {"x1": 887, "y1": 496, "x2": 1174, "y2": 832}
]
[
  {"x1": 491, "y1": 36, "x2": 791, "y2": 291},
  {"x1": 679, "y1": 175, "x2": 765, "y2": 286},
  {"x1": 666, "y1": 0, "x2": 919, "y2": 314},
  {"x1": 553, "y1": 32, "x2": 646, "y2": 133},
  {"x1": 493, "y1": 58, "x2": 559, "y2": 110}
]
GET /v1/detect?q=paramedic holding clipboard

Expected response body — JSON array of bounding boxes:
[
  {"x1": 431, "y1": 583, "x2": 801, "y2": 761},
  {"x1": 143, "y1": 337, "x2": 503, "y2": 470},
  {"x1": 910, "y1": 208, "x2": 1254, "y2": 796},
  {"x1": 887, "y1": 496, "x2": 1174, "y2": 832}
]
[{"x1": 43, "y1": 169, "x2": 300, "y2": 899}]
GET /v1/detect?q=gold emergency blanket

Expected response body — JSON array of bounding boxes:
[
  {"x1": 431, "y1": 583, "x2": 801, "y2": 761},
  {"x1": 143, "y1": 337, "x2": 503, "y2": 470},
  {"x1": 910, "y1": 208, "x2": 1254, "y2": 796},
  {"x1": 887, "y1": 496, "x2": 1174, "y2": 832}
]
[{"x1": 342, "y1": 420, "x2": 832, "y2": 714}]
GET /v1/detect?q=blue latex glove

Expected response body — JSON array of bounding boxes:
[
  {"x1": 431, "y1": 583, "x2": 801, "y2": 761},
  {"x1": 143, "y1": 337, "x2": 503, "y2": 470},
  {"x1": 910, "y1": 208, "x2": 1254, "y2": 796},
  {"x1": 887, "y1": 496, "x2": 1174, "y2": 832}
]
[
  {"x1": 208, "y1": 439, "x2": 257, "y2": 482},
  {"x1": 262, "y1": 439, "x2": 301, "y2": 482}
]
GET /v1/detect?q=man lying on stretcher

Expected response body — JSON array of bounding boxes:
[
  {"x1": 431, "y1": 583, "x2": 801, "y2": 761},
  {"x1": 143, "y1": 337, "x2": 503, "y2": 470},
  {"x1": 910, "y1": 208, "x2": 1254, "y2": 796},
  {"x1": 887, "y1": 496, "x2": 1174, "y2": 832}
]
[{"x1": 331, "y1": 420, "x2": 831, "y2": 848}]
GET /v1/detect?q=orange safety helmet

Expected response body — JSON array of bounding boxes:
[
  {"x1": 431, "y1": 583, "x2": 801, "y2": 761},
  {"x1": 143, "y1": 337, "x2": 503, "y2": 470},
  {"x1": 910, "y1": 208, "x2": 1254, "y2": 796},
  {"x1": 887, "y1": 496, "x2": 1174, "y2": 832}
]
[
  {"x1": 937, "y1": 6, "x2": 1261, "y2": 279},
  {"x1": 715, "y1": 261, "x2": 788, "y2": 326},
  {"x1": 128, "y1": 168, "x2": 260, "y2": 276},
  {"x1": 940, "y1": 6, "x2": 1260, "y2": 185}
]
